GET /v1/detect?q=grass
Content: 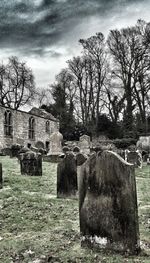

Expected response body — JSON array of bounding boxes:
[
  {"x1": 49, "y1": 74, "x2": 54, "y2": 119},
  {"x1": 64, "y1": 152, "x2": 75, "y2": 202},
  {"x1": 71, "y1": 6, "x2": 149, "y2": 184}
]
[{"x1": 0, "y1": 156, "x2": 149, "y2": 263}]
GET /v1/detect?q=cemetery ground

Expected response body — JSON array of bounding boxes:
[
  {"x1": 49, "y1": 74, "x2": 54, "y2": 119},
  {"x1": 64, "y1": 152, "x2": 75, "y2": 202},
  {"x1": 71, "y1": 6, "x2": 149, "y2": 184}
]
[{"x1": 0, "y1": 157, "x2": 150, "y2": 263}]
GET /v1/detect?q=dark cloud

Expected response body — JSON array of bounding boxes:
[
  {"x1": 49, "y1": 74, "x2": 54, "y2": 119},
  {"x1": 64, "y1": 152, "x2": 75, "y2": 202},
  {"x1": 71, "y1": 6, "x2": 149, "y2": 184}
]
[{"x1": 0, "y1": 0, "x2": 144, "y2": 57}]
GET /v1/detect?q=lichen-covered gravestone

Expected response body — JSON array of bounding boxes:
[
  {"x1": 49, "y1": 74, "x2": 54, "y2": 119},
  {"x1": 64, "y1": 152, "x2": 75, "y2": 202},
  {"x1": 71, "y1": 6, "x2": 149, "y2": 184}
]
[
  {"x1": 20, "y1": 151, "x2": 42, "y2": 176},
  {"x1": 79, "y1": 135, "x2": 91, "y2": 154},
  {"x1": 57, "y1": 152, "x2": 78, "y2": 198},
  {"x1": 0, "y1": 163, "x2": 2, "y2": 188},
  {"x1": 79, "y1": 150, "x2": 140, "y2": 254}
]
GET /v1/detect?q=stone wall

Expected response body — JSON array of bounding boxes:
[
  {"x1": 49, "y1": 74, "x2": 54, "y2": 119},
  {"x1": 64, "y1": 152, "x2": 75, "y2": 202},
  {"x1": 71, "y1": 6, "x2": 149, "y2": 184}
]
[{"x1": 0, "y1": 106, "x2": 59, "y2": 149}]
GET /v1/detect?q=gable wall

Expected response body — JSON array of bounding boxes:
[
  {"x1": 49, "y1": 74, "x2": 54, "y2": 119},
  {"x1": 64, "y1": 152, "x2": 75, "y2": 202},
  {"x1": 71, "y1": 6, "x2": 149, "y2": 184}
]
[{"x1": 0, "y1": 106, "x2": 59, "y2": 149}]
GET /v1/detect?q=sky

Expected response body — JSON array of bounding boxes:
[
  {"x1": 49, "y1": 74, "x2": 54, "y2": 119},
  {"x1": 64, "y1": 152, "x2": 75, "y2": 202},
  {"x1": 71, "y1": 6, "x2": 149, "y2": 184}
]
[{"x1": 0, "y1": 0, "x2": 150, "y2": 88}]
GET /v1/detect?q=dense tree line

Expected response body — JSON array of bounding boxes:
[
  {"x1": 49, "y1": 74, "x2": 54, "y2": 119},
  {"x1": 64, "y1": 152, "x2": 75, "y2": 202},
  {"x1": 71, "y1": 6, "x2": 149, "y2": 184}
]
[{"x1": 42, "y1": 20, "x2": 150, "y2": 140}]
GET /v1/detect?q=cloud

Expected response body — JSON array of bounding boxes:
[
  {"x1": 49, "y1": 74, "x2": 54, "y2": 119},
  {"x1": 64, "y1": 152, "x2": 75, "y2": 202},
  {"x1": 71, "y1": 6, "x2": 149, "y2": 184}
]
[
  {"x1": 0, "y1": 0, "x2": 149, "y2": 86},
  {"x1": 0, "y1": 0, "x2": 146, "y2": 56}
]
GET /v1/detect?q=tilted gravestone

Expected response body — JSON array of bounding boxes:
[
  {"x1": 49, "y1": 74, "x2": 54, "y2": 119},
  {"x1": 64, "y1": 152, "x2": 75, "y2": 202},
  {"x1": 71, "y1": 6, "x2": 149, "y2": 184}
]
[
  {"x1": 0, "y1": 163, "x2": 2, "y2": 188},
  {"x1": 57, "y1": 152, "x2": 78, "y2": 198},
  {"x1": 19, "y1": 151, "x2": 42, "y2": 176},
  {"x1": 79, "y1": 135, "x2": 91, "y2": 155},
  {"x1": 125, "y1": 150, "x2": 142, "y2": 168},
  {"x1": 79, "y1": 150, "x2": 140, "y2": 254}
]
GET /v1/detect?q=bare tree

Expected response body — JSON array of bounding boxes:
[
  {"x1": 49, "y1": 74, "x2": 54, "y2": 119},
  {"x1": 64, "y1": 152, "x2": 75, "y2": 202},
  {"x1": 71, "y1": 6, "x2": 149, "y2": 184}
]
[
  {"x1": 103, "y1": 79, "x2": 125, "y2": 124},
  {"x1": 79, "y1": 33, "x2": 108, "y2": 127},
  {"x1": 68, "y1": 55, "x2": 98, "y2": 126},
  {"x1": 107, "y1": 20, "x2": 150, "y2": 131},
  {"x1": 0, "y1": 56, "x2": 35, "y2": 109},
  {"x1": 35, "y1": 88, "x2": 52, "y2": 107}
]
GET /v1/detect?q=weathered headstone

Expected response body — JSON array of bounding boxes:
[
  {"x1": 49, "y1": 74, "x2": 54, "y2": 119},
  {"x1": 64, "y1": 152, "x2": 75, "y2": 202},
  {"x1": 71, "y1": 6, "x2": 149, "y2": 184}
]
[
  {"x1": 20, "y1": 151, "x2": 42, "y2": 176},
  {"x1": 57, "y1": 152, "x2": 78, "y2": 198},
  {"x1": 125, "y1": 150, "x2": 142, "y2": 168},
  {"x1": 79, "y1": 135, "x2": 91, "y2": 154},
  {"x1": 62, "y1": 146, "x2": 70, "y2": 153},
  {"x1": 18, "y1": 146, "x2": 30, "y2": 161},
  {"x1": 10, "y1": 144, "x2": 22, "y2": 158},
  {"x1": 46, "y1": 131, "x2": 63, "y2": 162},
  {"x1": 0, "y1": 163, "x2": 2, "y2": 188},
  {"x1": 73, "y1": 146, "x2": 80, "y2": 153},
  {"x1": 2, "y1": 147, "x2": 11, "y2": 156},
  {"x1": 79, "y1": 151, "x2": 140, "y2": 254}
]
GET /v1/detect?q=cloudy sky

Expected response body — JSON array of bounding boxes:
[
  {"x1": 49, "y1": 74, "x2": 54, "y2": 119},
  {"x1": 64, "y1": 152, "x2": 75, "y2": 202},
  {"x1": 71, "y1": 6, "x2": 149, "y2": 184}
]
[{"x1": 0, "y1": 0, "x2": 150, "y2": 88}]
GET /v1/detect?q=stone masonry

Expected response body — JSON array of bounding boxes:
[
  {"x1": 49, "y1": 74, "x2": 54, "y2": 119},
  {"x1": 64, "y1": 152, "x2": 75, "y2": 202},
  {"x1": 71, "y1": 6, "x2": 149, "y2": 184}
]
[{"x1": 0, "y1": 106, "x2": 59, "y2": 150}]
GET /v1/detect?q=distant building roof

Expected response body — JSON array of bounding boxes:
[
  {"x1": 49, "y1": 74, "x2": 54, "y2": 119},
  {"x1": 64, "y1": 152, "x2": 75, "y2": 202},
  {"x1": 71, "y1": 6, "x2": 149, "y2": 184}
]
[
  {"x1": 28, "y1": 107, "x2": 57, "y2": 121},
  {"x1": 0, "y1": 105, "x2": 58, "y2": 122}
]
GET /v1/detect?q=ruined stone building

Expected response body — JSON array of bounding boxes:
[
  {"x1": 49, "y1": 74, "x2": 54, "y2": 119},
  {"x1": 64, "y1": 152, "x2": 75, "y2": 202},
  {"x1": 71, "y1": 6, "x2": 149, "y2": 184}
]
[{"x1": 0, "y1": 105, "x2": 59, "y2": 150}]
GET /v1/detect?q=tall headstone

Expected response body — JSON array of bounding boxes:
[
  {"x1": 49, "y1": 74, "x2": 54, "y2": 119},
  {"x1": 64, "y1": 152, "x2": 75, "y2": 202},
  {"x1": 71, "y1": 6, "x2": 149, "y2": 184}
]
[
  {"x1": 0, "y1": 163, "x2": 2, "y2": 188},
  {"x1": 46, "y1": 131, "x2": 63, "y2": 162},
  {"x1": 79, "y1": 151, "x2": 140, "y2": 254},
  {"x1": 57, "y1": 152, "x2": 78, "y2": 198},
  {"x1": 19, "y1": 151, "x2": 42, "y2": 176},
  {"x1": 79, "y1": 135, "x2": 91, "y2": 155}
]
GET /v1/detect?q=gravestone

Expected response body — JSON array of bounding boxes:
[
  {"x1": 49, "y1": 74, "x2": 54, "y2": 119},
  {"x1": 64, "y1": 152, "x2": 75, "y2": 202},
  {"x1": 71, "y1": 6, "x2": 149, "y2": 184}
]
[
  {"x1": 57, "y1": 152, "x2": 78, "y2": 198},
  {"x1": 62, "y1": 146, "x2": 70, "y2": 153},
  {"x1": 18, "y1": 146, "x2": 30, "y2": 161},
  {"x1": 19, "y1": 151, "x2": 42, "y2": 176},
  {"x1": 125, "y1": 150, "x2": 142, "y2": 168},
  {"x1": 10, "y1": 144, "x2": 22, "y2": 158},
  {"x1": 79, "y1": 150, "x2": 140, "y2": 254},
  {"x1": 46, "y1": 131, "x2": 63, "y2": 162},
  {"x1": 79, "y1": 135, "x2": 91, "y2": 154},
  {"x1": 0, "y1": 163, "x2": 2, "y2": 188},
  {"x1": 35, "y1": 141, "x2": 44, "y2": 149},
  {"x1": 73, "y1": 146, "x2": 80, "y2": 153},
  {"x1": 2, "y1": 147, "x2": 11, "y2": 156}
]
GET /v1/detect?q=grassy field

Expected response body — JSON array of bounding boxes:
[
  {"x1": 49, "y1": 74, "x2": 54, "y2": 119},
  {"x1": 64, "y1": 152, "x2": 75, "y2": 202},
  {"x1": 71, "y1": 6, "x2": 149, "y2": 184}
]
[{"x1": 0, "y1": 156, "x2": 150, "y2": 263}]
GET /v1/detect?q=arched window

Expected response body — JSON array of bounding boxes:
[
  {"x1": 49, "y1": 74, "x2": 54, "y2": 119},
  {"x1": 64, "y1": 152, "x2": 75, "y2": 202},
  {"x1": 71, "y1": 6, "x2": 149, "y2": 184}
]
[
  {"x1": 46, "y1": 120, "x2": 50, "y2": 133},
  {"x1": 4, "y1": 110, "x2": 13, "y2": 137},
  {"x1": 29, "y1": 117, "x2": 35, "y2": 140}
]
